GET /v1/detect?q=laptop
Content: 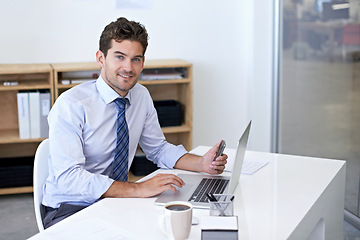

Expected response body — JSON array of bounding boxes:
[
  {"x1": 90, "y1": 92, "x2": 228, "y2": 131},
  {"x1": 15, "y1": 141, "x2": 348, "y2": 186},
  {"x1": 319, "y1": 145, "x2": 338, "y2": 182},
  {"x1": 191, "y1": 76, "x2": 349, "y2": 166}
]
[{"x1": 155, "y1": 121, "x2": 251, "y2": 208}]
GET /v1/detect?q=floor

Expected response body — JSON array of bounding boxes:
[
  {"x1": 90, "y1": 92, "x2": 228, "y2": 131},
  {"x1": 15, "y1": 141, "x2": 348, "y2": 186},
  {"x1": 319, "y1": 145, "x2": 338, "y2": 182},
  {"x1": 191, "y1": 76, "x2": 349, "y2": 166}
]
[
  {"x1": 0, "y1": 193, "x2": 358, "y2": 240},
  {"x1": 0, "y1": 193, "x2": 38, "y2": 240}
]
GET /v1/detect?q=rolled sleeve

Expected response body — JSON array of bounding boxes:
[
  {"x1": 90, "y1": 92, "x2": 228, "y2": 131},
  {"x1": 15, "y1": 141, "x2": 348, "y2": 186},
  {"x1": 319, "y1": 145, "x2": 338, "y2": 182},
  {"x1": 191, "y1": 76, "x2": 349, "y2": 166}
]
[{"x1": 155, "y1": 144, "x2": 188, "y2": 169}]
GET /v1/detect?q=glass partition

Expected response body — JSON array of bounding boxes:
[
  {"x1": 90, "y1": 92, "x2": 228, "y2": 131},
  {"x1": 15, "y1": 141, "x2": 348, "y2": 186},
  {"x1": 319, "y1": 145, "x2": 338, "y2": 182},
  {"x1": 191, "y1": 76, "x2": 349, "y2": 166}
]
[{"x1": 278, "y1": 0, "x2": 360, "y2": 221}]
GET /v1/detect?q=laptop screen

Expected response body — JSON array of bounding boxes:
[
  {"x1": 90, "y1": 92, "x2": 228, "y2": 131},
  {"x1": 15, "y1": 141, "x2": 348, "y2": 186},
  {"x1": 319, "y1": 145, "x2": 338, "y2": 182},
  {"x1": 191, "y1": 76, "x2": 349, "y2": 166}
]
[{"x1": 228, "y1": 121, "x2": 251, "y2": 194}]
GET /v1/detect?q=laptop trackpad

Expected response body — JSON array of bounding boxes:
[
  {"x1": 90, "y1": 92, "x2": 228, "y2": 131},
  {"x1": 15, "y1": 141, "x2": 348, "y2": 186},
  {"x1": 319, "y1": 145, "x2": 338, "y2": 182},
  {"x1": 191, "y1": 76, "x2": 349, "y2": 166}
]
[{"x1": 155, "y1": 182, "x2": 194, "y2": 204}]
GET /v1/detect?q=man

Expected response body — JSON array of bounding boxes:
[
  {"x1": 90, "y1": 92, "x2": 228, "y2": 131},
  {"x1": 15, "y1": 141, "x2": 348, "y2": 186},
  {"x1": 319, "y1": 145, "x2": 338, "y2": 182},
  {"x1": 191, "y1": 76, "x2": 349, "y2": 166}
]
[{"x1": 42, "y1": 17, "x2": 228, "y2": 228}]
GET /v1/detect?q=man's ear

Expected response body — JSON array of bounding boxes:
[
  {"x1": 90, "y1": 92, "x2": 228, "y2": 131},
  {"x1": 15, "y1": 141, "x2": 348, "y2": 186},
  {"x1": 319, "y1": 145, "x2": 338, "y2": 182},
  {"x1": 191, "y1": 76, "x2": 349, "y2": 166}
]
[{"x1": 96, "y1": 50, "x2": 105, "y2": 68}]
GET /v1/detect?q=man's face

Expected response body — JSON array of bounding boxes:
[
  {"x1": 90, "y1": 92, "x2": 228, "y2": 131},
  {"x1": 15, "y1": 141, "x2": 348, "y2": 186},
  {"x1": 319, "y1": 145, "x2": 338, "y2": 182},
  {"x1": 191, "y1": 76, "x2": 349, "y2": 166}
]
[{"x1": 96, "y1": 39, "x2": 145, "y2": 97}]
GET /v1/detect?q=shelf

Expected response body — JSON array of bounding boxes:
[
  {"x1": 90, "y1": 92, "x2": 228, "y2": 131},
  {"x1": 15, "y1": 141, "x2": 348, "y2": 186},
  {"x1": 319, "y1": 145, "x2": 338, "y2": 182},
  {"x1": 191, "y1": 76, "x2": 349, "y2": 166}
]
[
  {"x1": 51, "y1": 62, "x2": 100, "y2": 72},
  {"x1": 139, "y1": 78, "x2": 191, "y2": 85},
  {"x1": 161, "y1": 125, "x2": 192, "y2": 134},
  {"x1": 144, "y1": 59, "x2": 192, "y2": 68},
  {"x1": 0, "y1": 186, "x2": 33, "y2": 195},
  {"x1": 0, "y1": 129, "x2": 45, "y2": 144},
  {"x1": 57, "y1": 83, "x2": 90, "y2": 89},
  {"x1": 55, "y1": 78, "x2": 192, "y2": 90},
  {"x1": 0, "y1": 64, "x2": 52, "y2": 74},
  {"x1": 0, "y1": 84, "x2": 51, "y2": 91}
]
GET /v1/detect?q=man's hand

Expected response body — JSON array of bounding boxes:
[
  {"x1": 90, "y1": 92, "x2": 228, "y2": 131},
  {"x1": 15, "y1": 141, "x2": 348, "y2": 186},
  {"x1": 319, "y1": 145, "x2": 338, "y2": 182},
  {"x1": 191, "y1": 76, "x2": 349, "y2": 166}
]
[
  {"x1": 102, "y1": 173, "x2": 185, "y2": 199},
  {"x1": 136, "y1": 173, "x2": 185, "y2": 197},
  {"x1": 174, "y1": 140, "x2": 228, "y2": 175},
  {"x1": 200, "y1": 140, "x2": 228, "y2": 174}
]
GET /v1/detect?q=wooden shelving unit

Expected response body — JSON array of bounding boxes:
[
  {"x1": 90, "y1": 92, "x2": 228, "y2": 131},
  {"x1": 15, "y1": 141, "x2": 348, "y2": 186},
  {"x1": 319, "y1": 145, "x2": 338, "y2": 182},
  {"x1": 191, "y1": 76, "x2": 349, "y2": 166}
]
[
  {"x1": 0, "y1": 64, "x2": 54, "y2": 195},
  {"x1": 0, "y1": 59, "x2": 193, "y2": 195},
  {"x1": 0, "y1": 64, "x2": 54, "y2": 154},
  {"x1": 52, "y1": 59, "x2": 193, "y2": 150},
  {"x1": 51, "y1": 62, "x2": 100, "y2": 99},
  {"x1": 141, "y1": 59, "x2": 193, "y2": 149}
]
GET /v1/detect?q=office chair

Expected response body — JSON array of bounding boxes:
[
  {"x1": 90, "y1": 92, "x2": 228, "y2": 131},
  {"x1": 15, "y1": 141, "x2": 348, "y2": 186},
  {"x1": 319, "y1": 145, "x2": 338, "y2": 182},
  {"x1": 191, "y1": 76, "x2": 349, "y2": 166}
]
[{"x1": 33, "y1": 138, "x2": 49, "y2": 232}]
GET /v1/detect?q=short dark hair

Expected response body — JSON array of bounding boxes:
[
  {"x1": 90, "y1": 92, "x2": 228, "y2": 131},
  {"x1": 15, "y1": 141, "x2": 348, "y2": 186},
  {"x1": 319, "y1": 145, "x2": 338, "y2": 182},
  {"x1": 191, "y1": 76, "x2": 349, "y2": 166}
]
[{"x1": 99, "y1": 17, "x2": 149, "y2": 57}]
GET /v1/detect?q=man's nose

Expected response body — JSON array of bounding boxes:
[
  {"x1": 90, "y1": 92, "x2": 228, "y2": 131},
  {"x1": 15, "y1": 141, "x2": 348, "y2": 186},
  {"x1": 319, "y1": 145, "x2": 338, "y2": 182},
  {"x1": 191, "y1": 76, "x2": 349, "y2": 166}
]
[{"x1": 123, "y1": 59, "x2": 133, "y2": 73}]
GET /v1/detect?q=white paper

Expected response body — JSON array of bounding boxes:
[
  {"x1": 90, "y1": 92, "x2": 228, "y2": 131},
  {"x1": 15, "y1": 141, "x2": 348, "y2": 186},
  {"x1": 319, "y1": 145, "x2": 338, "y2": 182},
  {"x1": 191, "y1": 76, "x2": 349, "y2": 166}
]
[{"x1": 241, "y1": 159, "x2": 268, "y2": 175}]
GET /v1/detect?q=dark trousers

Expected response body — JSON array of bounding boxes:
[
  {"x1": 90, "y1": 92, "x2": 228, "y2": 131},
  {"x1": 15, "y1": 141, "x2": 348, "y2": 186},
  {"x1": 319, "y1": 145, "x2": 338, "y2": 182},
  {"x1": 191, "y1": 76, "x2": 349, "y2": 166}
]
[{"x1": 41, "y1": 203, "x2": 87, "y2": 229}]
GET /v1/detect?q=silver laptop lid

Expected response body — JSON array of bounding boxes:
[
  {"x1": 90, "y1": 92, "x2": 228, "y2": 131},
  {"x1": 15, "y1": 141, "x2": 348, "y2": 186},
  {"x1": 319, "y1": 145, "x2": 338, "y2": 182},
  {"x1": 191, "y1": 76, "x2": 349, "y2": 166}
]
[{"x1": 227, "y1": 120, "x2": 251, "y2": 194}]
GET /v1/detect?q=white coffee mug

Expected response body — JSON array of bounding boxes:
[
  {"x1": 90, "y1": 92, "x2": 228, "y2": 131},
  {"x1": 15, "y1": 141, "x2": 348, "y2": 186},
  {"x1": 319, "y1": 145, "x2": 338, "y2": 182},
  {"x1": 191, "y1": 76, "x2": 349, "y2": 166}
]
[{"x1": 160, "y1": 201, "x2": 193, "y2": 240}]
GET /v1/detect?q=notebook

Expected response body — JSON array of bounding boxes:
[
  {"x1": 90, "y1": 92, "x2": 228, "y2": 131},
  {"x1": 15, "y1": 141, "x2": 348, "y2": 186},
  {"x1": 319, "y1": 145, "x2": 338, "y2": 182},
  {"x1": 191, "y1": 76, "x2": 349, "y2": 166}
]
[{"x1": 155, "y1": 121, "x2": 251, "y2": 208}]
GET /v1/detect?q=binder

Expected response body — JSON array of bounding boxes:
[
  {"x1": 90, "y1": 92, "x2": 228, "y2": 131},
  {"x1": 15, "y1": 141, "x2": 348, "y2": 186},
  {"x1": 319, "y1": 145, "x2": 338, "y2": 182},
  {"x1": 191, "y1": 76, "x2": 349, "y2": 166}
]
[
  {"x1": 40, "y1": 91, "x2": 51, "y2": 138},
  {"x1": 29, "y1": 91, "x2": 41, "y2": 138},
  {"x1": 17, "y1": 92, "x2": 31, "y2": 139}
]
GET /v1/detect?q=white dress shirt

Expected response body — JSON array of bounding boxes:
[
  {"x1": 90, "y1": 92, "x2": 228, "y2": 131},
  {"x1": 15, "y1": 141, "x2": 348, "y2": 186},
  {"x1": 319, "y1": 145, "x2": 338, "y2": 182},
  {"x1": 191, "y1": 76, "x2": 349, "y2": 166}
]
[{"x1": 42, "y1": 76, "x2": 187, "y2": 208}]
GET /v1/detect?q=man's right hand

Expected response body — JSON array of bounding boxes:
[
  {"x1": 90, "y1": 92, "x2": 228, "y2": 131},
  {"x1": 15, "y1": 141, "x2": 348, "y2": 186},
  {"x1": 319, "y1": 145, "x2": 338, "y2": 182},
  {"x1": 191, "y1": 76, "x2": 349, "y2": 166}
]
[
  {"x1": 101, "y1": 173, "x2": 185, "y2": 198},
  {"x1": 136, "y1": 173, "x2": 185, "y2": 197}
]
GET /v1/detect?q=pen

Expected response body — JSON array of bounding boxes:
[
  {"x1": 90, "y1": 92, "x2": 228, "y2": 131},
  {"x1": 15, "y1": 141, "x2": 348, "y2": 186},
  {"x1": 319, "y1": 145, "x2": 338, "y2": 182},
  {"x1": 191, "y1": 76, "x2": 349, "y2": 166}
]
[
  {"x1": 206, "y1": 193, "x2": 226, "y2": 216},
  {"x1": 206, "y1": 193, "x2": 217, "y2": 202}
]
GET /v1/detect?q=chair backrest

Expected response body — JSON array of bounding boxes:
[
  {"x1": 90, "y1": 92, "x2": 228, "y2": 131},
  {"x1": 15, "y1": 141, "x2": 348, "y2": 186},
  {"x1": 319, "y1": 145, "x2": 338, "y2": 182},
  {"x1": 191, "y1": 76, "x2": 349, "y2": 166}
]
[{"x1": 33, "y1": 139, "x2": 49, "y2": 232}]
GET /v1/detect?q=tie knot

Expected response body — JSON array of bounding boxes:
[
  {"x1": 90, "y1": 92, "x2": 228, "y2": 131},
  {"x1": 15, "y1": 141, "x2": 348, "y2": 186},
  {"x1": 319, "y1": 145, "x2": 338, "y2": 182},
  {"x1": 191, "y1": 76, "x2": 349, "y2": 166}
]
[{"x1": 114, "y1": 98, "x2": 127, "y2": 110}]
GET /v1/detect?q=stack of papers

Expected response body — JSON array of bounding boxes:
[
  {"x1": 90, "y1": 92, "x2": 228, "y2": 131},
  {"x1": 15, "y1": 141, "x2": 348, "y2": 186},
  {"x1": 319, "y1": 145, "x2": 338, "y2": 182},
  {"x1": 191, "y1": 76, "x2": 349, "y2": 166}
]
[{"x1": 241, "y1": 159, "x2": 268, "y2": 175}]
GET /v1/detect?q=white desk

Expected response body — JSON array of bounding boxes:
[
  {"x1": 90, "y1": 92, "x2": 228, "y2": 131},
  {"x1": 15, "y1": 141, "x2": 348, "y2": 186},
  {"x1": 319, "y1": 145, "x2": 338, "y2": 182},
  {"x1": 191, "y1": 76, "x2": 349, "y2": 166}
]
[{"x1": 29, "y1": 149, "x2": 346, "y2": 240}]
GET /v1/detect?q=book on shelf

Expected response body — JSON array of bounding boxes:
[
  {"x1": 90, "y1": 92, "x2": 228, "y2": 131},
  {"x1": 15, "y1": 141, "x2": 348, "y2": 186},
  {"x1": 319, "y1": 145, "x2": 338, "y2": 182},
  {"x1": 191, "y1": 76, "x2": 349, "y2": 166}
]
[
  {"x1": 29, "y1": 91, "x2": 41, "y2": 138},
  {"x1": 140, "y1": 68, "x2": 186, "y2": 81},
  {"x1": 61, "y1": 70, "x2": 100, "y2": 79},
  {"x1": 39, "y1": 91, "x2": 51, "y2": 138},
  {"x1": 60, "y1": 70, "x2": 100, "y2": 85},
  {"x1": 17, "y1": 91, "x2": 31, "y2": 139},
  {"x1": 61, "y1": 79, "x2": 97, "y2": 85},
  {"x1": 17, "y1": 90, "x2": 50, "y2": 139}
]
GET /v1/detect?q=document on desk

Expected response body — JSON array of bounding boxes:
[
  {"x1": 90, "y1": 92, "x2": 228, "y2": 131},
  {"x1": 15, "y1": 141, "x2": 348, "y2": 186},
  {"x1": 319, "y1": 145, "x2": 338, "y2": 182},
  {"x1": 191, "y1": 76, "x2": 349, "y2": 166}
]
[
  {"x1": 190, "y1": 146, "x2": 268, "y2": 175},
  {"x1": 31, "y1": 217, "x2": 142, "y2": 240},
  {"x1": 241, "y1": 159, "x2": 268, "y2": 175}
]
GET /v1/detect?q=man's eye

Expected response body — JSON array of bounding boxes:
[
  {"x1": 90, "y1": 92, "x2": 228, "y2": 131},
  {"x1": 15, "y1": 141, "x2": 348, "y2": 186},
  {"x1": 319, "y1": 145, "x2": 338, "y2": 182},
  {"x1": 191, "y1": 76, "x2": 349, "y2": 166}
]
[{"x1": 116, "y1": 56, "x2": 124, "y2": 59}]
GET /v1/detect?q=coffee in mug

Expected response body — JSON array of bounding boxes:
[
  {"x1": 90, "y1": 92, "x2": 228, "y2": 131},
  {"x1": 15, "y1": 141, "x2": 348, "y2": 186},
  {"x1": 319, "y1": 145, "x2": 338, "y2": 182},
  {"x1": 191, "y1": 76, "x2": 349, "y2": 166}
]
[
  {"x1": 161, "y1": 201, "x2": 193, "y2": 240},
  {"x1": 165, "y1": 204, "x2": 191, "y2": 211}
]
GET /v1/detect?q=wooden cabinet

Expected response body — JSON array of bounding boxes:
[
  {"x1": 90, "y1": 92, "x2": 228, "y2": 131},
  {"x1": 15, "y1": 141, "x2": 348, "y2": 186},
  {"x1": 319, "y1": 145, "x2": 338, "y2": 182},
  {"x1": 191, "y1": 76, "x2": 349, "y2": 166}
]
[{"x1": 0, "y1": 59, "x2": 192, "y2": 194}]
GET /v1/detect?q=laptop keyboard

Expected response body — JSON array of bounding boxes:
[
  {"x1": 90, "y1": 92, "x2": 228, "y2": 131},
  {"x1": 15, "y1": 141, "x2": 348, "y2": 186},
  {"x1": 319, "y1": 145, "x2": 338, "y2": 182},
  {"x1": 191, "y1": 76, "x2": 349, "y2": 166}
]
[{"x1": 188, "y1": 178, "x2": 229, "y2": 203}]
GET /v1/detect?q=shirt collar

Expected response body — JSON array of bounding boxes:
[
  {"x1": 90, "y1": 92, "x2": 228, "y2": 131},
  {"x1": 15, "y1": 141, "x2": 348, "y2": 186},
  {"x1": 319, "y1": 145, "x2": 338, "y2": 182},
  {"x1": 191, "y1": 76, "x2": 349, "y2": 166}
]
[{"x1": 96, "y1": 75, "x2": 132, "y2": 105}]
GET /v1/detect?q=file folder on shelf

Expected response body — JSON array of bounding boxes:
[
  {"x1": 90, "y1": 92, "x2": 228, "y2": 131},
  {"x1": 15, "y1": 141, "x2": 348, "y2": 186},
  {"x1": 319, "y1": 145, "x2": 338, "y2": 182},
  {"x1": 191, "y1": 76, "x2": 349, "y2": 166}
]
[{"x1": 17, "y1": 92, "x2": 31, "y2": 139}]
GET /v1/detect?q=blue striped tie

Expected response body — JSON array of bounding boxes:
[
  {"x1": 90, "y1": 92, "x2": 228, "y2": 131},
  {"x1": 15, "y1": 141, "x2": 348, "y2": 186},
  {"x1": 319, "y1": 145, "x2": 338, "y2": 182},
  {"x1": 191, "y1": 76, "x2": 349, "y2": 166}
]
[{"x1": 111, "y1": 98, "x2": 129, "y2": 182}]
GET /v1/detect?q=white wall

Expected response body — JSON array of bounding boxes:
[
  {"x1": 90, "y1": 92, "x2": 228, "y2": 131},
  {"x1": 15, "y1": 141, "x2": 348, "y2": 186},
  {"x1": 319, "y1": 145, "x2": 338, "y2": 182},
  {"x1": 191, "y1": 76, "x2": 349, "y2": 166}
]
[
  {"x1": 249, "y1": 1, "x2": 275, "y2": 152},
  {"x1": 0, "y1": 0, "x2": 274, "y2": 152}
]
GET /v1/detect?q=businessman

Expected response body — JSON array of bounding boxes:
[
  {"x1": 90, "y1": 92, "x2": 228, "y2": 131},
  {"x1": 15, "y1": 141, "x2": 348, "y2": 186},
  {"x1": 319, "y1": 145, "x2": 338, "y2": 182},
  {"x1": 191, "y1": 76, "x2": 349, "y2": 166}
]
[{"x1": 41, "y1": 17, "x2": 228, "y2": 228}]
